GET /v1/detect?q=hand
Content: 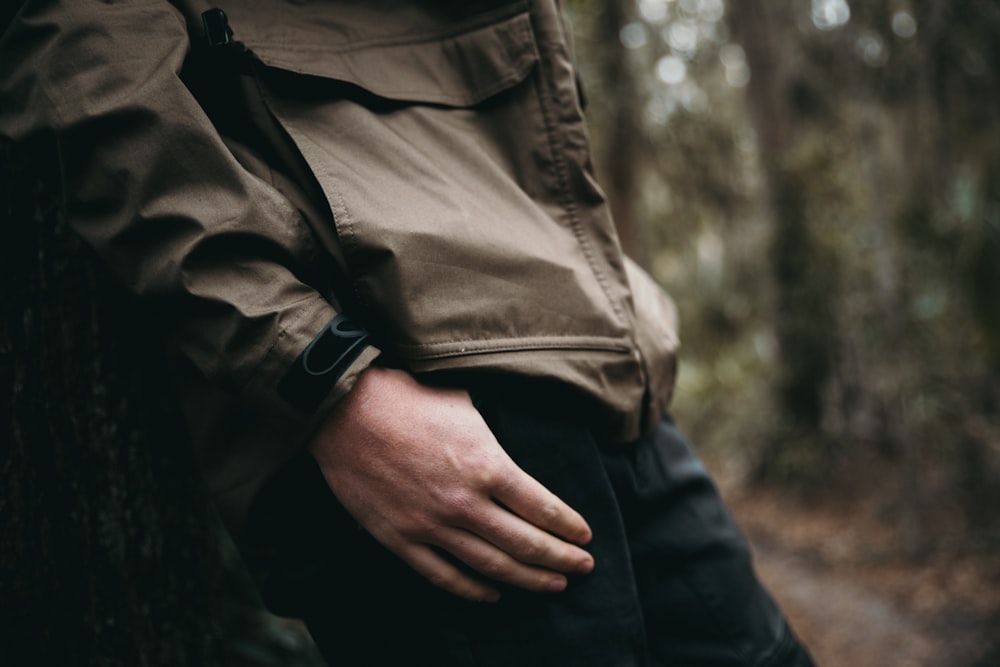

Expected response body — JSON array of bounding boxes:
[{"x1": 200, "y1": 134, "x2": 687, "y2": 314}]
[{"x1": 306, "y1": 366, "x2": 594, "y2": 602}]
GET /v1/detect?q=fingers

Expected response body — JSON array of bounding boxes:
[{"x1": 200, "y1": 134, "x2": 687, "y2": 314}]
[
  {"x1": 389, "y1": 482, "x2": 594, "y2": 598},
  {"x1": 401, "y1": 543, "x2": 501, "y2": 603},
  {"x1": 491, "y1": 465, "x2": 593, "y2": 547},
  {"x1": 402, "y1": 525, "x2": 584, "y2": 600},
  {"x1": 473, "y1": 502, "x2": 594, "y2": 576},
  {"x1": 429, "y1": 525, "x2": 578, "y2": 593}
]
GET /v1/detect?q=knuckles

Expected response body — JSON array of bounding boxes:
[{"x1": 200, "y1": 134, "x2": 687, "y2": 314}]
[
  {"x1": 516, "y1": 538, "x2": 548, "y2": 563},
  {"x1": 424, "y1": 567, "x2": 456, "y2": 591},
  {"x1": 475, "y1": 552, "x2": 511, "y2": 579},
  {"x1": 471, "y1": 463, "x2": 504, "y2": 491},
  {"x1": 431, "y1": 487, "x2": 479, "y2": 523},
  {"x1": 535, "y1": 500, "x2": 563, "y2": 528}
]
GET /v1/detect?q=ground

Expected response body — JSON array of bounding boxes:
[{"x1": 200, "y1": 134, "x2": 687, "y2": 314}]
[{"x1": 722, "y1": 481, "x2": 1000, "y2": 666}]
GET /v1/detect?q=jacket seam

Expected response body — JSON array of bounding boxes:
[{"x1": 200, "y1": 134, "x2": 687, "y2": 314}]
[
  {"x1": 525, "y1": 8, "x2": 627, "y2": 327},
  {"x1": 398, "y1": 340, "x2": 631, "y2": 358}
]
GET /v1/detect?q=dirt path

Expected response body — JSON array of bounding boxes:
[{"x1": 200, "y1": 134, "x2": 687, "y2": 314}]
[
  {"x1": 751, "y1": 533, "x2": 957, "y2": 666},
  {"x1": 724, "y1": 488, "x2": 1000, "y2": 667}
]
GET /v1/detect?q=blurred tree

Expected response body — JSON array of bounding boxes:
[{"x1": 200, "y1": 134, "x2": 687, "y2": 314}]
[
  {"x1": 569, "y1": 0, "x2": 1000, "y2": 554},
  {"x1": 594, "y1": 0, "x2": 647, "y2": 263},
  {"x1": 729, "y1": 0, "x2": 841, "y2": 485}
]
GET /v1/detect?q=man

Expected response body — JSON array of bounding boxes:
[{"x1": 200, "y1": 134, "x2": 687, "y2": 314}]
[{"x1": 0, "y1": 0, "x2": 814, "y2": 664}]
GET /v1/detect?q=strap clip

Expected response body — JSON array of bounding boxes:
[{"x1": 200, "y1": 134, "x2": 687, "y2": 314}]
[{"x1": 202, "y1": 8, "x2": 233, "y2": 48}]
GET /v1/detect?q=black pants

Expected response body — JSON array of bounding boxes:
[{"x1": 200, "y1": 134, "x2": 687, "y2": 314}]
[{"x1": 245, "y1": 383, "x2": 814, "y2": 666}]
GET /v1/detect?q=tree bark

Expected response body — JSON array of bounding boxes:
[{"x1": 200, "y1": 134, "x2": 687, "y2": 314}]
[{"x1": 0, "y1": 139, "x2": 324, "y2": 666}]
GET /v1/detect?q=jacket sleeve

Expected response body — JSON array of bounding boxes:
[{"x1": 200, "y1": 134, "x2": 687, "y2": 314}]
[{"x1": 0, "y1": 0, "x2": 379, "y2": 441}]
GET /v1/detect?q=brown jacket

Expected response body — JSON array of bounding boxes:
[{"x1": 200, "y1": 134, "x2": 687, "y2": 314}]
[{"x1": 0, "y1": 0, "x2": 678, "y2": 531}]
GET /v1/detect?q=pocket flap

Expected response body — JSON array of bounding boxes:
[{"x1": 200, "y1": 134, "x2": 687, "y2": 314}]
[{"x1": 242, "y1": 10, "x2": 539, "y2": 107}]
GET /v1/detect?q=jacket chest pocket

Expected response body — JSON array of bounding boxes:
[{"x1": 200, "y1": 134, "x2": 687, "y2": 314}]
[{"x1": 232, "y1": 2, "x2": 631, "y2": 360}]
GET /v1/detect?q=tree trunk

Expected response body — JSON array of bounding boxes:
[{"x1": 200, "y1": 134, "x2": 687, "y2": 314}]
[
  {"x1": 729, "y1": 0, "x2": 839, "y2": 482},
  {"x1": 0, "y1": 139, "x2": 324, "y2": 666},
  {"x1": 595, "y1": 0, "x2": 646, "y2": 264}
]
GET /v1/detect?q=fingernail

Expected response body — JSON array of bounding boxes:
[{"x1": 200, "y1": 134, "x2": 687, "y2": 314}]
[
  {"x1": 578, "y1": 556, "x2": 594, "y2": 573},
  {"x1": 548, "y1": 577, "x2": 567, "y2": 592}
]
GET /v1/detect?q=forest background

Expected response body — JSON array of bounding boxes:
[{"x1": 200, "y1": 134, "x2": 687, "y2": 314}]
[
  {"x1": 2, "y1": 0, "x2": 999, "y2": 665},
  {"x1": 566, "y1": 0, "x2": 1000, "y2": 662}
]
